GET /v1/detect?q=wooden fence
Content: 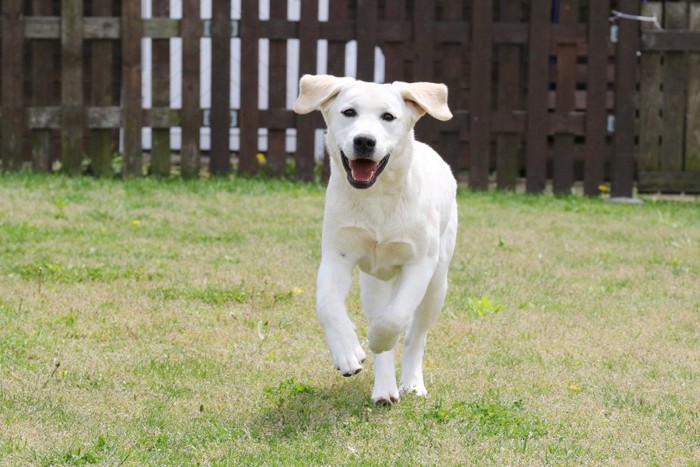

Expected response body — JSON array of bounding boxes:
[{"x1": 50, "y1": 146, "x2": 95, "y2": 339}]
[
  {"x1": 637, "y1": 1, "x2": 700, "y2": 194},
  {"x1": 1, "y1": 1, "x2": 699, "y2": 194}
]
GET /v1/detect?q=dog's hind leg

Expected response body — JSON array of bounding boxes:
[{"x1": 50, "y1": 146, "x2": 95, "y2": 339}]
[
  {"x1": 399, "y1": 264, "x2": 448, "y2": 396},
  {"x1": 360, "y1": 273, "x2": 400, "y2": 404},
  {"x1": 371, "y1": 349, "x2": 399, "y2": 404}
]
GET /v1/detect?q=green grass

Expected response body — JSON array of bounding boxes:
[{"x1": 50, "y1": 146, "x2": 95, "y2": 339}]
[{"x1": 0, "y1": 173, "x2": 698, "y2": 465}]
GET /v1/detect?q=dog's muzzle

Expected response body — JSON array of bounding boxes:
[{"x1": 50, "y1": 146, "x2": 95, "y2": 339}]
[{"x1": 341, "y1": 152, "x2": 390, "y2": 189}]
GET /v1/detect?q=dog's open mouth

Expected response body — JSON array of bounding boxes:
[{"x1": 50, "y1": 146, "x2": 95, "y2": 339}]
[{"x1": 341, "y1": 152, "x2": 390, "y2": 189}]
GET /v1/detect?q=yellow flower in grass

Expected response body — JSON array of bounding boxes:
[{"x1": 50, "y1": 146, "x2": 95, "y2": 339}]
[
  {"x1": 131, "y1": 219, "x2": 142, "y2": 226},
  {"x1": 598, "y1": 184, "x2": 610, "y2": 193},
  {"x1": 256, "y1": 153, "x2": 267, "y2": 165},
  {"x1": 291, "y1": 287, "x2": 303, "y2": 295},
  {"x1": 568, "y1": 384, "x2": 583, "y2": 393}
]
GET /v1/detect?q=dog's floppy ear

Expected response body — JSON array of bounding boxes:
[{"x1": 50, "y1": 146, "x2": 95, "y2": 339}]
[
  {"x1": 394, "y1": 82, "x2": 453, "y2": 121},
  {"x1": 293, "y1": 74, "x2": 353, "y2": 114}
]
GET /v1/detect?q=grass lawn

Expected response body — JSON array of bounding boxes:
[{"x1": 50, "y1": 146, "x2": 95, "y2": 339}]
[{"x1": 0, "y1": 174, "x2": 698, "y2": 465}]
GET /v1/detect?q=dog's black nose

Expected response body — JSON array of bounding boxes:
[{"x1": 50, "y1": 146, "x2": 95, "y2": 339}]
[{"x1": 353, "y1": 135, "x2": 376, "y2": 154}]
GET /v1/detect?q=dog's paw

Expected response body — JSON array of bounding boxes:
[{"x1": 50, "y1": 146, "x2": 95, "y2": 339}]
[
  {"x1": 327, "y1": 332, "x2": 366, "y2": 377},
  {"x1": 372, "y1": 389, "x2": 400, "y2": 406},
  {"x1": 372, "y1": 370, "x2": 399, "y2": 405}
]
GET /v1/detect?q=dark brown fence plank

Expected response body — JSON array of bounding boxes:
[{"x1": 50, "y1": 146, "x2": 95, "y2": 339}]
[
  {"x1": 526, "y1": 0, "x2": 552, "y2": 193},
  {"x1": 583, "y1": 0, "x2": 610, "y2": 196},
  {"x1": 239, "y1": 1, "x2": 260, "y2": 175},
  {"x1": 469, "y1": 0, "x2": 493, "y2": 190},
  {"x1": 382, "y1": 0, "x2": 406, "y2": 83},
  {"x1": 61, "y1": 0, "x2": 84, "y2": 174},
  {"x1": 150, "y1": 0, "x2": 172, "y2": 176},
  {"x1": 687, "y1": 4, "x2": 700, "y2": 171},
  {"x1": 412, "y1": 0, "x2": 436, "y2": 146},
  {"x1": 611, "y1": 0, "x2": 640, "y2": 197},
  {"x1": 210, "y1": 0, "x2": 232, "y2": 176},
  {"x1": 295, "y1": 0, "x2": 319, "y2": 181},
  {"x1": 495, "y1": 0, "x2": 523, "y2": 190},
  {"x1": 441, "y1": 0, "x2": 467, "y2": 176},
  {"x1": 181, "y1": 0, "x2": 201, "y2": 178},
  {"x1": 322, "y1": 0, "x2": 350, "y2": 182},
  {"x1": 412, "y1": 1, "x2": 434, "y2": 82},
  {"x1": 122, "y1": 0, "x2": 143, "y2": 177},
  {"x1": 1, "y1": 0, "x2": 24, "y2": 171},
  {"x1": 30, "y1": 0, "x2": 55, "y2": 172},
  {"x1": 552, "y1": 0, "x2": 578, "y2": 195},
  {"x1": 660, "y1": 3, "x2": 688, "y2": 173},
  {"x1": 266, "y1": 0, "x2": 288, "y2": 177},
  {"x1": 327, "y1": 0, "x2": 349, "y2": 77},
  {"x1": 0, "y1": 0, "x2": 24, "y2": 170},
  {"x1": 356, "y1": 0, "x2": 377, "y2": 81},
  {"x1": 90, "y1": 0, "x2": 115, "y2": 177},
  {"x1": 637, "y1": 2, "x2": 663, "y2": 174}
]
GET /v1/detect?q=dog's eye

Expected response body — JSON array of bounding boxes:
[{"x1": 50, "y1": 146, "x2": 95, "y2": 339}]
[
  {"x1": 381, "y1": 112, "x2": 396, "y2": 122},
  {"x1": 342, "y1": 109, "x2": 357, "y2": 118}
]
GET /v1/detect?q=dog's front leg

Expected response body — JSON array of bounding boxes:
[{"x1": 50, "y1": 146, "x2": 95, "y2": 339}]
[
  {"x1": 316, "y1": 258, "x2": 366, "y2": 376},
  {"x1": 367, "y1": 260, "x2": 437, "y2": 354}
]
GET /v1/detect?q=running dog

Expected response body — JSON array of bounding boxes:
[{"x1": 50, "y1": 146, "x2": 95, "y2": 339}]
[{"x1": 294, "y1": 75, "x2": 457, "y2": 404}]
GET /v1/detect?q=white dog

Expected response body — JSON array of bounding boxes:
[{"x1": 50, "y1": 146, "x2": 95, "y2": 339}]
[{"x1": 293, "y1": 75, "x2": 457, "y2": 404}]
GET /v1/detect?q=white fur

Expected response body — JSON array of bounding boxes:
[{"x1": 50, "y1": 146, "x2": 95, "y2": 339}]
[{"x1": 294, "y1": 75, "x2": 457, "y2": 404}]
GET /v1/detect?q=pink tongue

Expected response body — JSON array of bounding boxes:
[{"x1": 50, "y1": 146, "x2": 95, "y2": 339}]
[{"x1": 349, "y1": 159, "x2": 378, "y2": 182}]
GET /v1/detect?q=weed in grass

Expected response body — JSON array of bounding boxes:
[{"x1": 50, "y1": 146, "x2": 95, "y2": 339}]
[
  {"x1": 465, "y1": 294, "x2": 504, "y2": 317},
  {"x1": 448, "y1": 294, "x2": 504, "y2": 319},
  {"x1": 422, "y1": 396, "x2": 546, "y2": 440},
  {"x1": 264, "y1": 378, "x2": 321, "y2": 408}
]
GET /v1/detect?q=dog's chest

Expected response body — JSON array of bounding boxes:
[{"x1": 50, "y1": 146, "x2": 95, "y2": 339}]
[{"x1": 337, "y1": 226, "x2": 418, "y2": 281}]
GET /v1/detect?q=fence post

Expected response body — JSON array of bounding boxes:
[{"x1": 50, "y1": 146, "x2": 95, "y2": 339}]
[
  {"x1": 151, "y1": 0, "x2": 172, "y2": 177},
  {"x1": 469, "y1": 0, "x2": 493, "y2": 191},
  {"x1": 1, "y1": 0, "x2": 25, "y2": 171},
  {"x1": 412, "y1": 0, "x2": 435, "y2": 145},
  {"x1": 356, "y1": 0, "x2": 377, "y2": 82},
  {"x1": 584, "y1": 0, "x2": 611, "y2": 196},
  {"x1": 526, "y1": 0, "x2": 551, "y2": 194},
  {"x1": 210, "y1": 0, "x2": 232, "y2": 176},
  {"x1": 323, "y1": 0, "x2": 351, "y2": 182},
  {"x1": 552, "y1": 0, "x2": 578, "y2": 195},
  {"x1": 31, "y1": 0, "x2": 55, "y2": 172},
  {"x1": 90, "y1": 0, "x2": 116, "y2": 177},
  {"x1": 122, "y1": 0, "x2": 143, "y2": 177},
  {"x1": 382, "y1": 0, "x2": 405, "y2": 83},
  {"x1": 295, "y1": 0, "x2": 319, "y2": 182},
  {"x1": 687, "y1": 4, "x2": 700, "y2": 172},
  {"x1": 61, "y1": 0, "x2": 85, "y2": 175},
  {"x1": 441, "y1": 0, "x2": 467, "y2": 177},
  {"x1": 495, "y1": 0, "x2": 523, "y2": 190},
  {"x1": 266, "y1": 0, "x2": 288, "y2": 177},
  {"x1": 181, "y1": 0, "x2": 201, "y2": 178},
  {"x1": 611, "y1": 0, "x2": 640, "y2": 197},
  {"x1": 239, "y1": 0, "x2": 260, "y2": 175}
]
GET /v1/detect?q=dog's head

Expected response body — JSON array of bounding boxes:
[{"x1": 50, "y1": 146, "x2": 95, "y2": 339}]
[{"x1": 293, "y1": 75, "x2": 452, "y2": 189}]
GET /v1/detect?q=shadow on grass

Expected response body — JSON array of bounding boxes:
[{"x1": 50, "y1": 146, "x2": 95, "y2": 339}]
[{"x1": 250, "y1": 376, "x2": 387, "y2": 441}]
